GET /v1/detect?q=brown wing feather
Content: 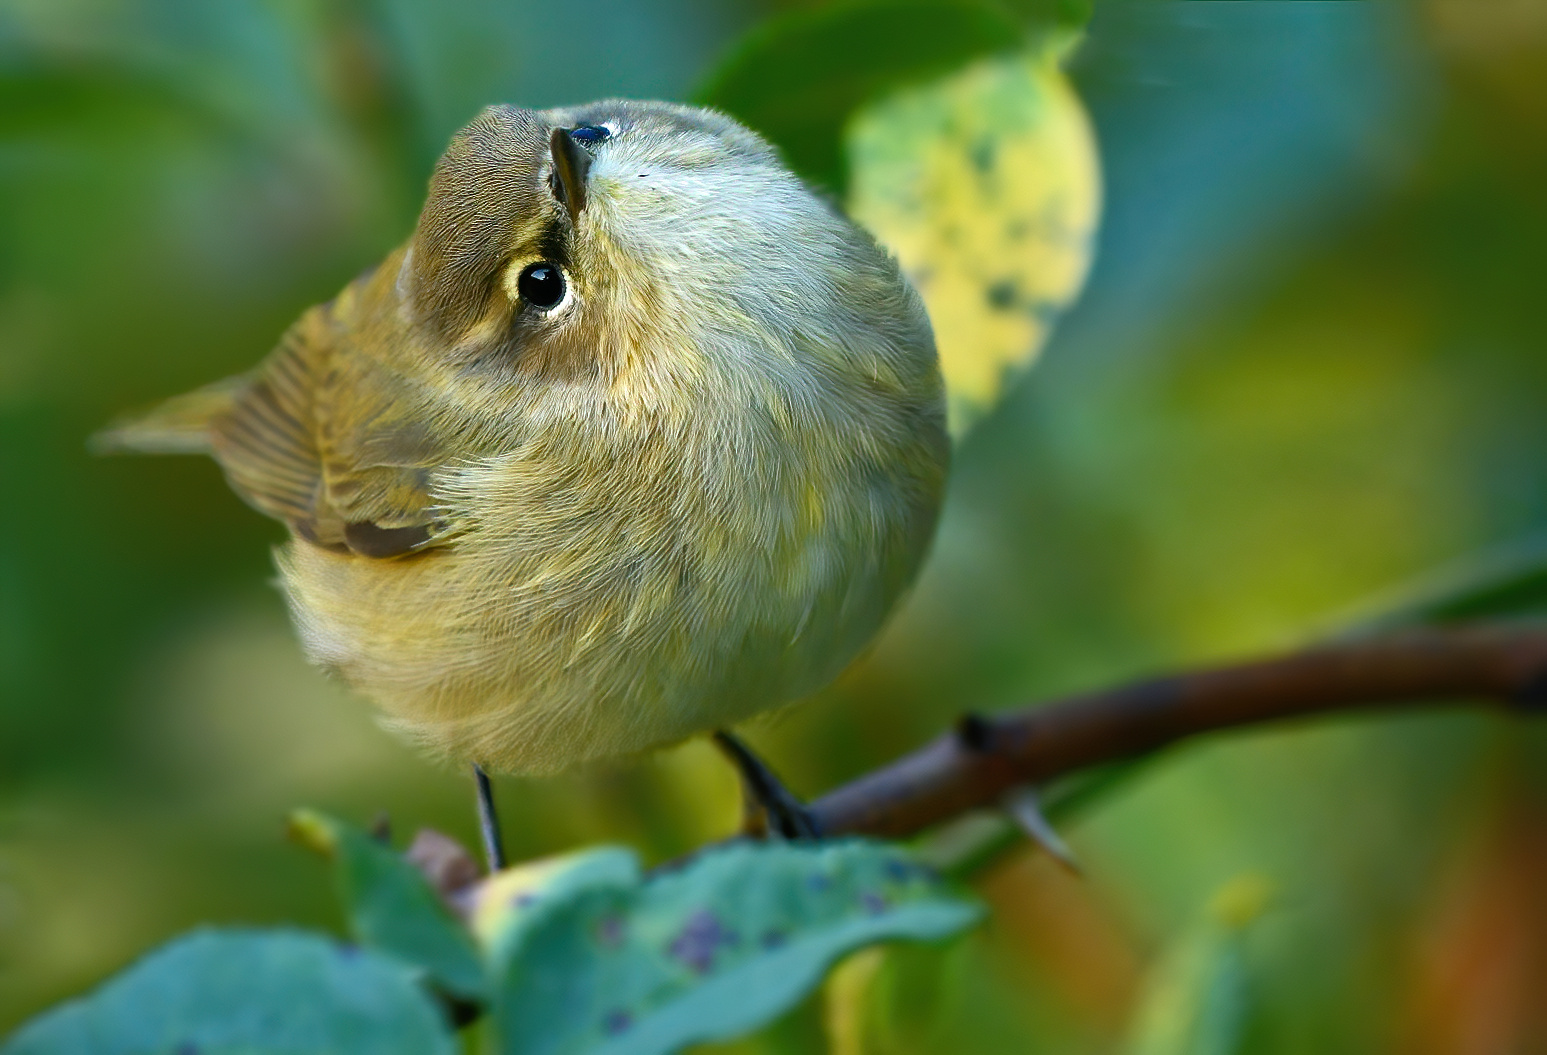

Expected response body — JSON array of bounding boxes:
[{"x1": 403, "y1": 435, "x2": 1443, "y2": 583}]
[
  {"x1": 212, "y1": 301, "x2": 444, "y2": 558},
  {"x1": 106, "y1": 267, "x2": 448, "y2": 559},
  {"x1": 209, "y1": 315, "x2": 325, "y2": 527}
]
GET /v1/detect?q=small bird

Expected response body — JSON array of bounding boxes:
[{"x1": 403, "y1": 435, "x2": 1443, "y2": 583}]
[{"x1": 102, "y1": 100, "x2": 948, "y2": 854}]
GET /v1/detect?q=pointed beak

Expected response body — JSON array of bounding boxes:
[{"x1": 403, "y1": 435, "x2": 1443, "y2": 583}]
[{"x1": 549, "y1": 126, "x2": 592, "y2": 223}]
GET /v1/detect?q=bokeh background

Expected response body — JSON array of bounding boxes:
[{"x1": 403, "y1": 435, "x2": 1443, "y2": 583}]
[{"x1": 4, "y1": 0, "x2": 1547, "y2": 1050}]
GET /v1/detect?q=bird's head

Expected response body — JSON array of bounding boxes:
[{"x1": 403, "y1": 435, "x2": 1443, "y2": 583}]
[{"x1": 396, "y1": 100, "x2": 934, "y2": 419}]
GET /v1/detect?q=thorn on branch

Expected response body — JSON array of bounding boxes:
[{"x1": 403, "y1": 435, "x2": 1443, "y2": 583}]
[{"x1": 1003, "y1": 786, "x2": 1082, "y2": 874}]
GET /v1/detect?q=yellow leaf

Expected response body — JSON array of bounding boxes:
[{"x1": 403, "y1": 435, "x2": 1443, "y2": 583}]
[
  {"x1": 1123, "y1": 874, "x2": 1275, "y2": 1055},
  {"x1": 847, "y1": 39, "x2": 1102, "y2": 435},
  {"x1": 824, "y1": 947, "x2": 887, "y2": 1055}
]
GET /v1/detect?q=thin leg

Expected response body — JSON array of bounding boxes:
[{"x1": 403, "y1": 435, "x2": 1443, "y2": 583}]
[
  {"x1": 473, "y1": 763, "x2": 507, "y2": 873},
  {"x1": 712, "y1": 730, "x2": 820, "y2": 840}
]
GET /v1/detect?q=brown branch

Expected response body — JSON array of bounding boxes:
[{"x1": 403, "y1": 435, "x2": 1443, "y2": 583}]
[
  {"x1": 395, "y1": 628, "x2": 1547, "y2": 1029},
  {"x1": 807, "y1": 624, "x2": 1547, "y2": 840}
]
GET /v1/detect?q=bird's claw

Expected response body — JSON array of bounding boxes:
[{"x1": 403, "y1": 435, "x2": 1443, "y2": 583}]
[{"x1": 712, "y1": 730, "x2": 821, "y2": 840}]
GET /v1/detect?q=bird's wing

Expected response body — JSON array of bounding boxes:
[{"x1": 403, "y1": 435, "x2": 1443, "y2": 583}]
[
  {"x1": 101, "y1": 298, "x2": 449, "y2": 559},
  {"x1": 207, "y1": 308, "x2": 330, "y2": 530}
]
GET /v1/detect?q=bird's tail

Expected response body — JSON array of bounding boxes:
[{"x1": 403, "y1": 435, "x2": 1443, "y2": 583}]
[{"x1": 90, "y1": 376, "x2": 247, "y2": 455}]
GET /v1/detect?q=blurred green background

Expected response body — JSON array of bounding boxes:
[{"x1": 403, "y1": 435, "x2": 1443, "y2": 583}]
[{"x1": 4, "y1": 0, "x2": 1547, "y2": 1050}]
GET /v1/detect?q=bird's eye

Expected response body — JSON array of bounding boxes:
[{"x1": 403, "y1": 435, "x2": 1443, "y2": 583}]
[
  {"x1": 569, "y1": 124, "x2": 610, "y2": 145},
  {"x1": 517, "y1": 262, "x2": 566, "y2": 310}
]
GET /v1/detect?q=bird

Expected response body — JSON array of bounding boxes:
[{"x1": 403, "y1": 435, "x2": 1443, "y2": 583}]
[{"x1": 99, "y1": 100, "x2": 949, "y2": 862}]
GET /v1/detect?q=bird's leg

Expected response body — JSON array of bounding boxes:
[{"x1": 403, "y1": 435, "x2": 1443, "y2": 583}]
[
  {"x1": 472, "y1": 763, "x2": 507, "y2": 873},
  {"x1": 711, "y1": 730, "x2": 820, "y2": 840}
]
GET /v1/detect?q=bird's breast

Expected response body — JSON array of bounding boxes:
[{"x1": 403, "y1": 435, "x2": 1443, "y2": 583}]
[{"x1": 275, "y1": 393, "x2": 944, "y2": 774}]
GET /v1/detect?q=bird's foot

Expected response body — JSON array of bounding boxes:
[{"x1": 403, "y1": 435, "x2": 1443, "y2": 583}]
[{"x1": 712, "y1": 730, "x2": 821, "y2": 840}]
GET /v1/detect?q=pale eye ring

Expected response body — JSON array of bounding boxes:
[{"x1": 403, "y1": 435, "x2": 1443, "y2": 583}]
[{"x1": 516, "y1": 262, "x2": 566, "y2": 310}]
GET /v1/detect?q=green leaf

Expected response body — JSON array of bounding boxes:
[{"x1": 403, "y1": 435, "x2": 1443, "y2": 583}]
[
  {"x1": 823, "y1": 940, "x2": 969, "y2": 1055},
  {"x1": 1339, "y1": 536, "x2": 1547, "y2": 632},
  {"x1": 695, "y1": 0, "x2": 1029, "y2": 193},
  {"x1": 290, "y1": 809, "x2": 487, "y2": 1002},
  {"x1": 472, "y1": 840, "x2": 980, "y2": 1055},
  {"x1": 1123, "y1": 876, "x2": 1274, "y2": 1055},
  {"x1": 472, "y1": 845, "x2": 644, "y2": 965},
  {"x1": 1, "y1": 927, "x2": 457, "y2": 1055}
]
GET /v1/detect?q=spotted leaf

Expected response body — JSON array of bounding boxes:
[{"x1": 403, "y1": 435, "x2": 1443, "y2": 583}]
[
  {"x1": 474, "y1": 839, "x2": 980, "y2": 1055},
  {"x1": 847, "y1": 38, "x2": 1102, "y2": 433}
]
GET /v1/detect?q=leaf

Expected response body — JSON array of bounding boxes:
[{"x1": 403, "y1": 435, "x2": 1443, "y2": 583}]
[
  {"x1": 290, "y1": 809, "x2": 486, "y2": 1002},
  {"x1": 471, "y1": 845, "x2": 644, "y2": 966},
  {"x1": 695, "y1": 0, "x2": 1029, "y2": 193},
  {"x1": 823, "y1": 940, "x2": 968, "y2": 1055},
  {"x1": 824, "y1": 947, "x2": 889, "y2": 1055},
  {"x1": 1, "y1": 927, "x2": 457, "y2": 1055},
  {"x1": 472, "y1": 840, "x2": 981, "y2": 1055},
  {"x1": 1337, "y1": 535, "x2": 1547, "y2": 632},
  {"x1": 846, "y1": 39, "x2": 1101, "y2": 434},
  {"x1": 1123, "y1": 875, "x2": 1274, "y2": 1055}
]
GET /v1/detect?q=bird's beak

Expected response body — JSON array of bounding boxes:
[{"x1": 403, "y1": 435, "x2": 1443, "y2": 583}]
[{"x1": 549, "y1": 127, "x2": 592, "y2": 223}]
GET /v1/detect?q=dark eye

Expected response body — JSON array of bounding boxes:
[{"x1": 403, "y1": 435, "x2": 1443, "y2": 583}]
[
  {"x1": 569, "y1": 124, "x2": 610, "y2": 145},
  {"x1": 517, "y1": 262, "x2": 566, "y2": 310}
]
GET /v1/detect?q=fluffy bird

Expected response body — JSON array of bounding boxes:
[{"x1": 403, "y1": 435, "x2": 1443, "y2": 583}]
[{"x1": 104, "y1": 101, "x2": 947, "y2": 825}]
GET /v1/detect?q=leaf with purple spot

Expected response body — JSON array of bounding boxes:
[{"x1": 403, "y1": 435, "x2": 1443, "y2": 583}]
[
  {"x1": 668, "y1": 909, "x2": 739, "y2": 973},
  {"x1": 480, "y1": 839, "x2": 980, "y2": 1055},
  {"x1": 471, "y1": 846, "x2": 640, "y2": 965}
]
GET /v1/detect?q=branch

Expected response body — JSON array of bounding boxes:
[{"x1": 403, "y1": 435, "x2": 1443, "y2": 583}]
[{"x1": 807, "y1": 624, "x2": 1547, "y2": 840}]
